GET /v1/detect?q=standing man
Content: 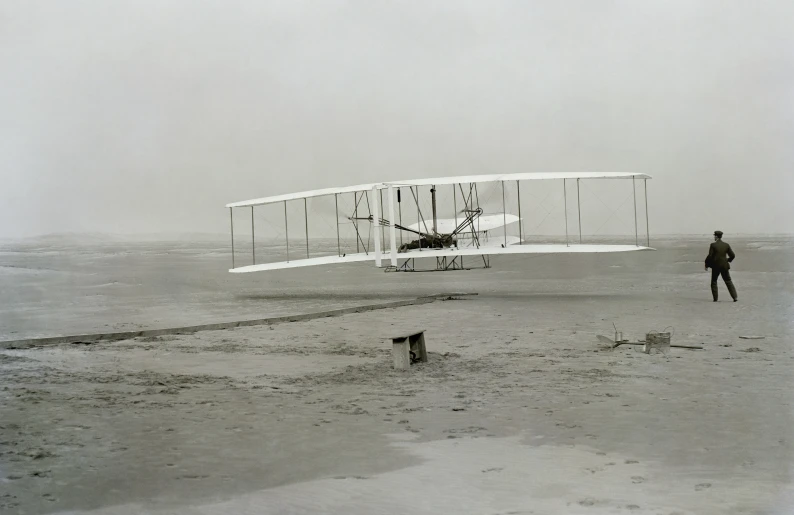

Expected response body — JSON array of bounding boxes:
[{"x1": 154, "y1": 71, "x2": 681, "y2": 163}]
[{"x1": 705, "y1": 230, "x2": 738, "y2": 302}]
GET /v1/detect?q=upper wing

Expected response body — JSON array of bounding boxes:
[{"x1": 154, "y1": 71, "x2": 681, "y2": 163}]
[
  {"x1": 384, "y1": 172, "x2": 651, "y2": 188},
  {"x1": 225, "y1": 183, "x2": 384, "y2": 208},
  {"x1": 226, "y1": 172, "x2": 652, "y2": 208}
]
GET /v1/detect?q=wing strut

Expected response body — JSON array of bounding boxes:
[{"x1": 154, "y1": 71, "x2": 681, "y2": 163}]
[
  {"x1": 284, "y1": 201, "x2": 290, "y2": 262},
  {"x1": 517, "y1": 180, "x2": 523, "y2": 245},
  {"x1": 398, "y1": 188, "x2": 403, "y2": 246},
  {"x1": 644, "y1": 179, "x2": 650, "y2": 247},
  {"x1": 335, "y1": 193, "x2": 341, "y2": 257},
  {"x1": 353, "y1": 192, "x2": 360, "y2": 254},
  {"x1": 633, "y1": 176, "x2": 638, "y2": 247},
  {"x1": 563, "y1": 179, "x2": 569, "y2": 247},
  {"x1": 387, "y1": 185, "x2": 397, "y2": 266},
  {"x1": 577, "y1": 179, "x2": 582, "y2": 243},
  {"x1": 351, "y1": 192, "x2": 370, "y2": 255},
  {"x1": 457, "y1": 183, "x2": 482, "y2": 249},
  {"x1": 431, "y1": 185, "x2": 438, "y2": 234},
  {"x1": 372, "y1": 185, "x2": 381, "y2": 266},
  {"x1": 502, "y1": 181, "x2": 507, "y2": 247},
  {"x1": 229, "y1": 207, "x2": 235, "y2": 268},
  {"x1": 304, "y1": 198, "x2": 310, "y2": 258},
  {"x1": 409, "y1": 187, "x2": 431, "y2": 236}
]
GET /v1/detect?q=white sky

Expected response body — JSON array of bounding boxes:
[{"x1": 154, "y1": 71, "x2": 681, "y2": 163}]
[{"x1": 1, "y1": 0, "x2": 792, "y2": 238}]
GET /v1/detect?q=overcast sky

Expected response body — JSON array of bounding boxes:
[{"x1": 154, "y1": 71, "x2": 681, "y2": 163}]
[{"x1": 1, "y1": 0, "x2": 792, "y2": 238}]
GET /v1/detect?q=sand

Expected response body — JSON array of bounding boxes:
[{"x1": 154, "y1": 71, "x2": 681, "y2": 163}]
[
  {"x1": 2, "y1": 289, "x2": 793, "y2": 514},
  {"x1": 1, "y1": 237, "x2": 793, "y2": 514}
]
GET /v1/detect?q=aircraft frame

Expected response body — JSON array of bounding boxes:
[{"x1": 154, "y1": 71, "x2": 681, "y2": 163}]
[{"x1": 225, "y1": 172, "x2": 653, "y2": 274}]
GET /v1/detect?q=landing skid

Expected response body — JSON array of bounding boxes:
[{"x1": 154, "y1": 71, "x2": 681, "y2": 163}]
[{"x1": 385, "y1": 255, "x2": 491, "y2": 272}]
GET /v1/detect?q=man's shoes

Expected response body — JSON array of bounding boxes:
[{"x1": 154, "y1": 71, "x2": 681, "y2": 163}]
[{"x1": 733, "y1": 299, "x2": 738, "y2": 302}]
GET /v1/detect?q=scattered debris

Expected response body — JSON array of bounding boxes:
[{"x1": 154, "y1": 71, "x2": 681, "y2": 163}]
[
  {"x1": 596, "y1": 335, "x2": 617, "y2": 349},
  {"x1": 644, "y1": 332, "x2": 671, "y2": 354},
  {"x1": 742, "y1": 347, "x2": 762, "y2": 353},
  {"x1": 613, "y1": 323, "x2": 623, "y2": 344},
  {"x1": 596, "y1": 332, "x2": 702, "y2": 351}
]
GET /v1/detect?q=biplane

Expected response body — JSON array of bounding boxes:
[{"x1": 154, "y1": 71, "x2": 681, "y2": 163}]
[{"x1": 225, "y1": 172, "x2": 653, "y2": 273}]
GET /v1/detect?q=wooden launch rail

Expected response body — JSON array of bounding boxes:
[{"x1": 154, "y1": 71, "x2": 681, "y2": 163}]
[{"x1": 0, "y1": 293, "x2": 477, "y2": 350}]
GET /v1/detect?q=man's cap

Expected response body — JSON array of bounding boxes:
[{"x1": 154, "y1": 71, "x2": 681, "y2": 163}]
[{"x1": 714, "y1": 230, "x2": 723, "y2": 237}]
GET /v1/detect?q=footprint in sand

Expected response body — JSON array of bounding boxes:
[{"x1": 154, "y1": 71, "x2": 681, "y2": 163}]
[
  {"x1": 695, "y1": 483, "x2": 712, "y2": 491},
  {"x1": 631, "y1": 476, "x2": 646, "y2": 484}
]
